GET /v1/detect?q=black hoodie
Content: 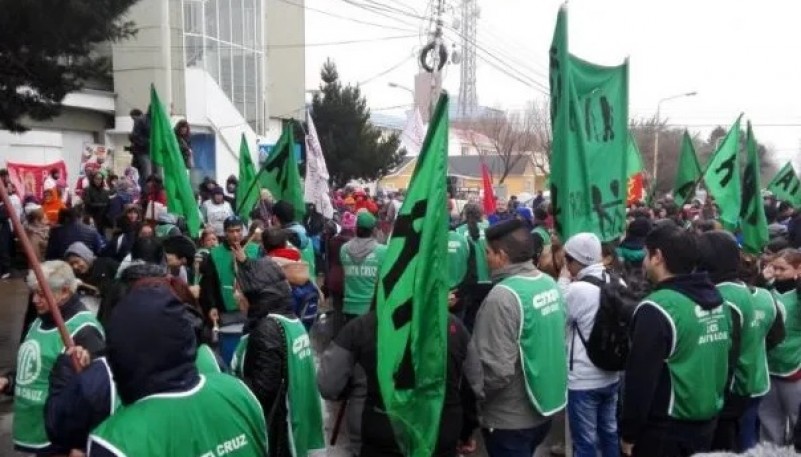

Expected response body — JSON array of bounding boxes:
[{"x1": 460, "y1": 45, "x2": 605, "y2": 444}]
[{"x1": 621, "y1": 272, "x2": 742, "y2": 443}]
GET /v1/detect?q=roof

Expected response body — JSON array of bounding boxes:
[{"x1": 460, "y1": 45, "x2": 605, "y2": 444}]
[
  {"x1": 451, "y1": 128, "x2": 494, "y2": 147},
  {"x1": 447, "y1": 155, "x2": 530, "y2": 178}
]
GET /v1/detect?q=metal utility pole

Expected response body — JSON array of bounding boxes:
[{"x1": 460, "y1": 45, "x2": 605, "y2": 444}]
[
  {"x1": 457, "y1": 0, "x2": 478, "y2": 117},
  {"x1": 652, "y1": 91, "x2": 698, "y2": 185}
]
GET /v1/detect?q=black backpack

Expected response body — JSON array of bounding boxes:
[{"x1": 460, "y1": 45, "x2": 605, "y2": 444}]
[{"x1": 571, "y1": 271, "x2": 640, "y2": 371}]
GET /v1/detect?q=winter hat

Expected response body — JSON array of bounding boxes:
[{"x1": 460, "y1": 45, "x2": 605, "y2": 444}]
[
  {"x1": 696, "y1": 231, "x2": 740, "y2": 283},
  {"x1": 162, "y1": 235, "x2": 197, "y2": 263},
  {"x1": 627, "y1": 217, "x2": 653, "y2": 239},
  {"x1": 340, "y1": 211, "x2": 357, "y2": 230},
  {"x1": 64, "y1": 242, "x2": 96, "y2": 265},
  {"x1": 357, "y1": 211, "x2": 377, "y2": 230},
  {"x1": 564, "y1": 232, "x2": 603, "y2": 266}
]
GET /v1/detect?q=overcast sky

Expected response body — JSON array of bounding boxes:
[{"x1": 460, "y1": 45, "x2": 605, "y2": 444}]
[{"x1": 303, "y1": 0, "x2": 801, "y2": 166}]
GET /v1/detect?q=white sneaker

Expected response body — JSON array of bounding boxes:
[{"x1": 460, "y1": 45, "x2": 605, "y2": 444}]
[{"x1": 0, "y1": 273, "x2": 10, "y2": 280}]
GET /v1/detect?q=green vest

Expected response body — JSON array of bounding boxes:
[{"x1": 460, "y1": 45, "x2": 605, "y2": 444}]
[
  {"x1": 531, "y1": 226, "x2": 551, "y2": 247},
  {"x1": 643, "y1": 289, "x2": 733, "y2": 420},
  {"x1": 90, "y1": 374, "x2": 268, "y2": 457},
  {"x1": 457, "y1": 222, "x2": 491, "y2": 284},
  {"x1": 447, "y1": 231, "x2": 469, "y2": 289},
  {"x1": 341, "y1": 242, "x2": 387, "y2": 316},
  {"x1": 196, "y1": 344, "x2": 222, "y2": 375},
  {"x1": 209, "y1": 243, "x2": 261, "y2": 312},
  {"x1": 155, "y1": 223, "x2": 178, "y2": 239},
  {"x1": 231, "y1": 315, "x2": 325, "y2": 456},
  {"x1": 496, "y1": 274, "x2": 567, "y2": 416},
  {"x1": 718, "y1": 283, "x2": 776, "y2": 397},
  {"x1": 14, "y1": 311, "x2": 104, "y2": 450},
  {"x1": 768, "y1": 290, "x2": 801, "y2": 376}
]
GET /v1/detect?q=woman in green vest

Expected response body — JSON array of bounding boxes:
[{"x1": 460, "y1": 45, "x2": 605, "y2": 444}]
[{"x1": 454, "y1": 203, "x2": 492, "y2": 331}]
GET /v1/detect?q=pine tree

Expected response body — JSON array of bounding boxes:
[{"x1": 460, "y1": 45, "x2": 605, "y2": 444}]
[
  {"x1": 0, "y1": 0, "x2": 139, "y2": 132},
  {"x1": 311, "y1": 60, "x2": 406, "y2": 188}
]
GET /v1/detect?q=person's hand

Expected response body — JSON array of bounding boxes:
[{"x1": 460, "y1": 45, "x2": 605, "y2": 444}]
[
  {"x1": 189, "y1": 285, "x2": 201, "y2": 299},
  {"x1": 621, "y1": 440, "x2": 634, "y2": 456},
  {"x1": 69, "y1": 449, "x2": 87, "y2": 457},
  {"x1": 66, "y1": 345, "x2": 91, "y2": 369},
  {"x1": 208, "y1": 308, "x2": 219, "y2": 323},
  {"x1": 457, "y1": 438, "x2": 477, "y2": 454},
  {"x1": 231, "y1": 242, "x2": 246, "y2": 263}
]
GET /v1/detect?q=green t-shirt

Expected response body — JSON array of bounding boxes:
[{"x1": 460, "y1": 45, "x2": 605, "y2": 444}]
[
  {"x1": 341, "y1": 242, "x2": 387, "y2": 316},
  {"x1": 768, "y1": 290, "x2": 801, "y2": 376},
  {"x1": 89, "y1": 374, "x2": 268, "y2": 457},
  {"x1": 209, "y1": 243, "x2": 261, "y2": 312}
]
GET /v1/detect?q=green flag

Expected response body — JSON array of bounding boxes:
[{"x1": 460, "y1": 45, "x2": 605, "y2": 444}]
[
  {"x1": 626, "y1": 133, "x2": 643, "y2": 177},
  {"x1": 259, "y1": 122, "x2": 304, "y2": 221},
  {"x1": 235, "y1": 134, "x2": 259, "y2": 218},
  {"x1": 148, "y1": 85, "x2": 201, "y2": 236},
  {"x1": 376, "y1": 93, "x2": 449, "y2": 457},
  {"x1": 740, "y1": 122, "x2": 769, "y2": 254},
  {"x1": 673, "y1": 131, "x2": 702, "y2": 206},
  {"x1": 549, "y1": 5, "x2": 629, "y2": 242},
  {"x1": 702, "y1": 115, "x2": 742, "y2": 231},
  {"x1": 767, "y1": 161, "x2": 801, "y2": 207}
]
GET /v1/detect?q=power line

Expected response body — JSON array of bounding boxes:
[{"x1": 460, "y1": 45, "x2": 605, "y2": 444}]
[
  {"x1": 115, "y1": 34, "x2": 418, "y2": 50},
  {"x1": 358, "y1": 52, "x2": 416, "y2": 85},
  {"x1": 274, "y1": 0, "x2": 417, "y2": 33}
]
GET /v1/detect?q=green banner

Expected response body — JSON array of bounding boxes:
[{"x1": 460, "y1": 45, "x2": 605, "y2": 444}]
[
  {"x1": 767, "y1": 161, "x2": 801, "y2": 207},
  {"x1": 740, "y1": 122, "x2": 769, "y2": 254},
  {"x1": 259, "y1": 122, "x2": 305, "y2": 222},
  {"x1": 376, "y1": 93, "x2": 449, "y2": 457},
  {"x1": 235, "y1": 134, "x2": 259, "y2": 218},
  {"x1": 703, "y1": 115, "x2": 742, "y2": 231},
  {"x1": 549, "y1": 5, "x2": 629, "y2": 242},
  {"x1": 673, "y1": 131, "x2": 702, "y2": 206},
  {"x1": 148, "y1": 85, "x2": 201, "y2": 237}
]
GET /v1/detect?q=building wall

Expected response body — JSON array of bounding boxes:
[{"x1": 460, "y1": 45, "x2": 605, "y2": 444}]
[{"x1": 265, "y1": 0, "x2": 306, "y2": 122}]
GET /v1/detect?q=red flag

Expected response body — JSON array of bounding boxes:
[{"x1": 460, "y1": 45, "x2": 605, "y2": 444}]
[
  {"x1": 481, "y1": 163, "x2": 496, "y2": 215},
  {"x1": 627, "y1": 173, "x2": 644, "y2": 205}
]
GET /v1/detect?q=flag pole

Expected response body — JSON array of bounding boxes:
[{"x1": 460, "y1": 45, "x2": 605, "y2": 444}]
[{"x1": 0, "y1": 181, "x2": 80, "y2": 371}]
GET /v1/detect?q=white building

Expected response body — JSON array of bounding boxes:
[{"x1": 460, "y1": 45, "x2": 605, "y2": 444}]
[{"x1": 2, "y1": 0, "x2": 305, "y2": 188}]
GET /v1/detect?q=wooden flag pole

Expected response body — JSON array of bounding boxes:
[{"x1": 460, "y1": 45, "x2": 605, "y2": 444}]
[{"x1": 0, "y1": 181, "x2": 79, "y2": 371}]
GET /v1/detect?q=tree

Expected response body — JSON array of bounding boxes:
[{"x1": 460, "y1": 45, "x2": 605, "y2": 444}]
[
  {"x1": 524, "y1": 99, "x2": 552, "y2": 178},
  {"x1": 311, "y1": 60, "x2": 405, "y2": 188},
  {"x1": 466, "y1": 107, "x2": 542, "y2": 184},
  {"x1": 0, "y1": 0, "x2": 139, "y2": 132}
]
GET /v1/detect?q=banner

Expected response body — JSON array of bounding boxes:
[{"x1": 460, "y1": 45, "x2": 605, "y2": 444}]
[
  {"x1": 549, "y1": 5, "x2": 629, "y2": 242},
  {"x1": 259, "y1": 121, "x2": 305, "y2": 222},
  {"x1": 481, "y1": 162, "x2": 497, "y2": 216},
  {"x1": 304, "y1": 112, "x2": 335, "y2": 219},
  {"x1": 702, "y1": 115, "x2": 742, "y2": 231},
  {"x1": 5, "y1": 161, "x2": 67, "y2": 200},
  {"x1": 740, "y1": 121, "x2": 769, "y2": 254},
  {"x1": 626, "y1": 134, "x2": 644, "y2": 205},
  {"x1": 673, "y1": 131, "x2": 702, "y2": 206},
  {"x1": 400, "y1": 107, "x2": 426, "y2": 156},
  {"x1": 377, "y1": 93, "x2": 449, "y2": 457},
  {"x1": 767, "y1": 161, "x2": 801, "y2": 207}
]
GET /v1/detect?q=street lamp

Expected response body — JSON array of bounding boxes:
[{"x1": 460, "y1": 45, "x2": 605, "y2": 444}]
[
  {"x1": 388, "y1": 82, "x2": 414, "y2": 96},
  {"x1": 653, "y1": 91, "x2": 698, "y2": 185}
]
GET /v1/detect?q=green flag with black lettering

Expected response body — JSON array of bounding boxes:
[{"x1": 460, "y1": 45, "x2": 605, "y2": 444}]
[
  {"x1": 549, "y1": 5, "x2": 629, "y2": 242},
  {"x1": 259, "y1": 122, "x2": 304, "y2": 221},
  {"x1": 703, "y1": 115, "x2": 742, "y2": 231},
  {"x1": 673, "y1": 131, "x2": 702, "y2": 206},
  {"x1": 235, "y1": 134, "x2": 259, "y2": 218},
  {"x1": 376, "y1": 93, "x2": 449, "y2": 457},
  {"x1": 767, "y1": 162, "x2": 801, "y2": 208},
  {"x1": 740, "y1": 122, "x2": 769, "y2": 254}
]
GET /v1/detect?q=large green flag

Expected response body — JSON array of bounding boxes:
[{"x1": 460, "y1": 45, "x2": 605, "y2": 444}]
[
  {"x1": 703, "y1": 115, "x2": 742, "y2": 231},
  {"x1": 376, "y1": 93, "x2": 449, "y2": 457},
  {"x1": 549, "y1": 5, "x2": 629, "y2": 242},
  {"x1": 235, "y1": 134, "x2": 259, "y2": 218},
  {"x1": 673, "y1": 131, "x2": 702, "y2": 206},
  {"x1": 767, "y1": 162, "x2": 801, "y2": 207},
  {"x1": 259, "y1": 122, "x2": 305, "y2": 221},
  {"x1": 148, "y1": 85, "x2": 201, "y2": 237},
  {"x1": 740, "y1": 122, "x2": 769, "y2": 254}
]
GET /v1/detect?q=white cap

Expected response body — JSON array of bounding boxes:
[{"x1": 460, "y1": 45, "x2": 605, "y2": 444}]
[{"x1": 564, "y1": 232, "x2": 603, "y2": 266}]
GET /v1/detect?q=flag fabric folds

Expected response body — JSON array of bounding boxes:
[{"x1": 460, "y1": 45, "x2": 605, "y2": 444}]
[
  {"x1": 740, "y1": 122, "x2": 769, "y2": 254},
  {"x1": 376, "y1": 93, "x2": 449, "y2": 457},
  {"x1": 304, "y1": 112, "x2": 335, "y2": 219},
  {"x1": 549, "y1": 5, "x2": 630, "y2": 242},
  {"x1": 673, "y1": 131, "x2": 702, "y2": 206},
  {"x1": 767, "y1": 162, "x2": 801, "y2": 207},
  {"x1": 481, "y1": 162, "x2": 497, "y2": 216},
  {"x1": 235, "y1": 134, "x2": 259, "y2": 218},
  {"x1": 148, "y1": 85, "x2": 201, "y2": 237},
  {"x1": 626, "y1": 134, "x2": 644, "y2": 206},
  {"x1": 259, "y1": 121, "x2": 305, "y2": 222},
  {"x1": 702, "y1": 115, "x2": 743, "y2": 231}
]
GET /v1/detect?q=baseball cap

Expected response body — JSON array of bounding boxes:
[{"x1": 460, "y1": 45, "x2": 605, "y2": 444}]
[
  {"x1": 563, "y1": 232, "x2": 602, "y2": 266},
  {"x1": 357, "y1": 212, "x2": 376, "y2": 230}
]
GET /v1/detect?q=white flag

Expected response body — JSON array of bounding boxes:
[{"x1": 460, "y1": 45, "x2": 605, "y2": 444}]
[
  {"x1": 400, "y1": 107, "x2": 425, "y2": 156},
  {"x1": 304, "y1": 112, "x2": 335, "y2": 219}
]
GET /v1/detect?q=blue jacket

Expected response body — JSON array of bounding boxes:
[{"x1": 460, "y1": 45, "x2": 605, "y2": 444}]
[{"x1": 45, "y1": 222, "x2": 102, "y2": 260}]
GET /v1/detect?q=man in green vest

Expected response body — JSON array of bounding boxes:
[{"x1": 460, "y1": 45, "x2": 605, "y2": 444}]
[
  {"x1": 455, "y1": 203, "x2": 493, "y2": 331},
  {"x1": 621, "y1": 223, "x2": 740, "y2": 457},
  {"x1": 0, "y1": 260, "x2": 105, "y2": 455},
  {"x1": 473, "y1": 219, "x2": 568, "y2": 457},
  {"x1": 199, "y1": 215, "x2": 260, "y2": 325},
  {"x1": 272, "y1": 200, "x2": 317, "y2": 279},
  {"x1": 88, "y1": 275, "x2": 268, "y2": 456},
  {"x1": 697, "y1": 231, "x2": 785, "y2": 451},
  {"x1": 341, "y1": 211, "x2": 387, "y2": 321}
]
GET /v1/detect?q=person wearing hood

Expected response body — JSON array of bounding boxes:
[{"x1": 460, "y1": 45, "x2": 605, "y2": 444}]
[
  {"x1": 224, "y1": 174, "x2": 238, "y2": 207},
  {"x1": 202, "y1": 187, "x2": 234, "y2": 237},
  {"x1": 87, "y1": 279, "x2": 268, "y2": 456},
  {"x1": 325, "y1": 211, "x2": 355, "y2": 335},
  {"x1": 341, "y1": 212, "x2": 386, "y2": 321},
  {"x1": 64, "y1": 241, "x2": 119, "y2": 315},
  {"x1": 24, "y1": 204, "x2": 49, "y2": 261},
  {"x1": 83, "y1": 171, "x2": 111, "y2": 236},
  {"x1": 531, "y1": 207, "x2": 552, "y2": 249},
  {"x1": 155, "y1": 211, "x2": 182, "y2": 239},
  {"x1": 696, "y1": 231, "x2": 784, "y2": 451},
  {"x1": 472, "y1": 219, "x2": 567, "y2": 457},
  {"x1": 232, "y1": 254, "x2": 326, "y2": 457},
  {"x1": 199, "y1": 216, "x2": 260, "y2": 326},
  {"x1": 101, "y1": 205, "x2": 141, "y2": 263},
  {"x1": 41, "y1": 187, "x2": 66, "y2": 226},
  {"x1": 617, "y1": 217, "x2": 651, "y2": 268},
  {"x1": 250, "y1": 188, "x2": 274, "y2": 225},
  {"x1": 106, "y1": 179, "x2": 136, "y2": 229},
  {"x1": 272, "y1": 200, "x2": 316, "y2": 277},
  {"x1": 620, "y1": 223, "x2": 740, "y2": 457},
  {"x1": 46, "y1": 207, "x2": 103, "y2": 260},
  {"x1": 163, "y1": 235, "x2": 198, "y2": 284},
  {"x1": 0, "y1": 260, "x2": 104, "y2": 455}
]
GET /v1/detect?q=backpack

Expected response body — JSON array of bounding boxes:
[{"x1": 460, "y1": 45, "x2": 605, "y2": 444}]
[
  {"x1": 572, "y1": 271, "x2": 640, "y2": 371},
  {"x1": 291, "y1": 281, "x2": 320, "y2": 330}
]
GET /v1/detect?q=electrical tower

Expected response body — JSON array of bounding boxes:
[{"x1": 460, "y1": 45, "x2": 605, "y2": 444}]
[{"x1": 457, "y1": 0, "x2": 478, "y2": 117}]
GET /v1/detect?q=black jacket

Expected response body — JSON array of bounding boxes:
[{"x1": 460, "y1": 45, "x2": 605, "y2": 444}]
[
  {"x1": 45, "y1": 222, "x2": 102, "y2": 260},
  {"x1": 98, "y1": 263, "x2": 167, "y2": 325},
  {"x1": 318, "y1": 312, "x2": 481, "y2": 457},
  {"x1": 621, "y1": 273, "x2": 742, "y2": 444}
]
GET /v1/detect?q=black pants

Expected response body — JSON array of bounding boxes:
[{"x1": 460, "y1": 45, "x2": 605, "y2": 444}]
[
  {"x1": 633, "y1": 419, "x2": 717, "y2": 457},
  {"x1": 711, "y1": 393, "x2": 750, "y2": 452},
  {"x1": 0, "y1": 221, "x2": 11, "y2": 275}
]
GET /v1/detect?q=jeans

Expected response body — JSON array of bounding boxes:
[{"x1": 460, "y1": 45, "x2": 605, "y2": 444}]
[
  {"x1": 482, "y1": 421, "x2": 551, "y2": 457},
  {"x1": 568, "y1": 382, "x2": 620, "y2": 457},
  {"x1": 739, "y1": 396, "x2": 762, "y2": 451}
]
